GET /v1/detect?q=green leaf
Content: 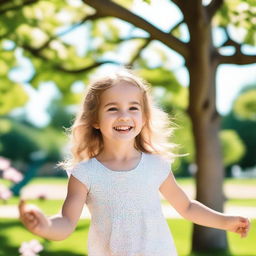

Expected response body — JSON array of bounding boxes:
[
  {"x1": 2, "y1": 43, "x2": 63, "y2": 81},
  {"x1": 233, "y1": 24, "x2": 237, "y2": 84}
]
[
  {"x1": 234, "y1": 90, "x2": 256, "y2": 121},
  {"x1": 138, "y1": 67, "x2": 181, "y2": 92},
  {"x1": 0, "y1": 80, "x2": 29, "y2": 115},
  {"x1": 220, "y1": 130, "x2": 245, "y2": 166}
]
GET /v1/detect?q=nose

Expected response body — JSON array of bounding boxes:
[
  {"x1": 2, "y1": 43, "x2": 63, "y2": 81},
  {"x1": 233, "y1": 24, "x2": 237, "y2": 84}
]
[{"x1": 118, "y1": 111, "x2": 130, "y2": 122}]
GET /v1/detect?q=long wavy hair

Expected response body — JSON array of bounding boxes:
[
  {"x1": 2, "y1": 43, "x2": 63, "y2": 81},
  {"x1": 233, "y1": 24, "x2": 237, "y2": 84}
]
[{"x1": 60, "y1": 69, "x2": 177, "y2": 170}]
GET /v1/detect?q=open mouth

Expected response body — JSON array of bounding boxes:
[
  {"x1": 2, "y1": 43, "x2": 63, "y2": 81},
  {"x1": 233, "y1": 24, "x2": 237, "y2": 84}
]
[{"x1": 113, "y1": 126, "x2": 133, "y2": 132}]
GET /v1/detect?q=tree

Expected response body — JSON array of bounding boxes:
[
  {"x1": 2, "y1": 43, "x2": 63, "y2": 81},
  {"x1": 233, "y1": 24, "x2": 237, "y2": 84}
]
[
  {"x1": 234, "y1": 89, "x2": 256, "y2": 121},
  {"x1": 222, "y1": 84, "x2": 256, "y2": 169},
  {"x1": 1, "y1": 0, "x2": 256, "y2": 253}
]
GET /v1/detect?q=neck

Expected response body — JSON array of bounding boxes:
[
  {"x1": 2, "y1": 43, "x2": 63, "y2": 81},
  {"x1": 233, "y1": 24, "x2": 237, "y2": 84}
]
[{"x1": 97, "y1": 140, "x2": 140, "y2": 161}]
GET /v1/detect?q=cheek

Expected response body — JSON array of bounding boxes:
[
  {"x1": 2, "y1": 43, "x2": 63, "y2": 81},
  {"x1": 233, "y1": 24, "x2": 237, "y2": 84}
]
[{"x1": 135, "y1": 113, "x2": 144, "y2": 126}]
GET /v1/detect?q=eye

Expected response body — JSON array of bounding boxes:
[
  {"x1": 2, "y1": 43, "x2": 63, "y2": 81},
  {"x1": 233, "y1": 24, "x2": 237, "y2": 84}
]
[
  {"x1": 130, "y1": 106, "x2": 139, "y2": 111},
  {"x1": 107, "y1": 107, "x2": 118, "y2": 111}
]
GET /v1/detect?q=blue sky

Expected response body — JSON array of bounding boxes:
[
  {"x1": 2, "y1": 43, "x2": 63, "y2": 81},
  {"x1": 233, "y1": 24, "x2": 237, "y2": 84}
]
[{"x1": 10, "y1": 0, "x2": 256, "y2": 127}]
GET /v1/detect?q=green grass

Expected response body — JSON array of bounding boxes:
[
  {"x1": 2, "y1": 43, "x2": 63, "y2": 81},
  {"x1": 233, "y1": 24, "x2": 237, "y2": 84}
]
[
  {"x1": 224, "y1": 178, "x2": 256, "y2": 186},
  {"x1": 161, "y1": 198, "x2": 256, "y2": 207},
  {"x1": 0, "y1": 177, "x2": 68, "y2": 186},
  {"x1": 175, "y1": 177, "x2": 256, "y2": 186},
  {"x1": 1, "y1": 177, "x2": 256, "y2": 187},
  {"x1": 0, "y1": 197, "x2": 63, "y2": 215},
  {"x1": 226, "y1": 199, "x2": 256, "y2": 207},
  {"x1": 5, "y1": 197, "x2": 255, "y2": 212},
  {"x1": 0, "y1": 218, "x2": 255, "y2": 256},
  {"x1": 1, "y1": 177, "x2": 255, "y2": 255}
]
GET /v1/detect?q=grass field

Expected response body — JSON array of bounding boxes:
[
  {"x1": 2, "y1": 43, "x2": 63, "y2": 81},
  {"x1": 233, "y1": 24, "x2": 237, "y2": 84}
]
[
  {"x1": 0, "y1": 218, "x2": 255, "y2": 256},
  {"x1": 1, "y1": 177, "x2": 256, "y2": 186},
  {"x1": 0, "y1": 177, "x2": 255, "y2": 255}
]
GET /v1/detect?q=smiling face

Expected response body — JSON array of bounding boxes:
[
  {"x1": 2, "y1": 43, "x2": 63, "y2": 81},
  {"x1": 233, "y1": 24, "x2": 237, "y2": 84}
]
[{"x1": 94, "y1": 80, "x2": 145, "y2": 144}]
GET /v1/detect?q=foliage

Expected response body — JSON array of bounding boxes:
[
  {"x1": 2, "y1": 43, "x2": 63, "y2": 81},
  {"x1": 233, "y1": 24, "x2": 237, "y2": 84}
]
[
  {"x1": 46, "y1": 99, "x2": 75, "y2": 130},
  {"x1": 0, "y1": 0, "x2": 94, "y2": 115},
  {"x1": 219, "y1": 130, "x2": 245, "y2": 166},
  {"x1": 0, "y1": 41, "x2": 29, "y2": 115},
  {"x1": 0, "y1": 118, "x2": 66, "y2": 162},
  {"x1": 233, "y1": 89, "x2": 256, "y2": 121},
  {"x1": 222, "y1": 111, "x2": 256, "y2": 169},
  {"x1": 222, "y1": 84, "x2": 256, "y2": 169},
  {"x1": 214, "y1": 0, "x2": 256, "y2": 45}
]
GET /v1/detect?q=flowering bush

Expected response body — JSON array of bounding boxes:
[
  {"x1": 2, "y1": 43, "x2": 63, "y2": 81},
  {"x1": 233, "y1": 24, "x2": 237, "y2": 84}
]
[
  {"x1": 19, "y1": 239, "x2": 44, "y2": 256},
  {"x1": 0, "y1": 156, "x2": 23, "y2": 201},
  {"x1": 0, "y1": 184, "x2": 12, "y2": 200}
]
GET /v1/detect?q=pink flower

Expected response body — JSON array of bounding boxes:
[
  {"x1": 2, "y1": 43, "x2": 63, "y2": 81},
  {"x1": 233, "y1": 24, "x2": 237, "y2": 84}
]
[
  {"x1": 0, "y1": 157, "x2": 10, "y2": 170},
  {"x1": 3, "y1": 167, "x2": 23, "y2": 183},
  {"x1": 0, "y1": 184, "x2": 12, "y2": 200},
  {"x1": 19, "y1": 239, "x2": 44, "y2": 256}
]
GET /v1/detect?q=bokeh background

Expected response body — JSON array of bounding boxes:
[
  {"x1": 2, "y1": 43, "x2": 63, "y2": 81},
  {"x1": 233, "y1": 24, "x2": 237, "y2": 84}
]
[{"x1": 0, "y1": 0, "x2": 256, "y2": 255}]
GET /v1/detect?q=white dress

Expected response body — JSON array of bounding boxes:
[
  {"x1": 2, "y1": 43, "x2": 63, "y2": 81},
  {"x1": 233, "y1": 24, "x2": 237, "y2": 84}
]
[{"x1": 71, "y1": 152, "x2": 178, "y2": 256}]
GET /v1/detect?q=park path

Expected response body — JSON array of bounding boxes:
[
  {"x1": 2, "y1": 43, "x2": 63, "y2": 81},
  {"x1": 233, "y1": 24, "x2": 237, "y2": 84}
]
[{"x1": 0, "y1": 183, "x2": 255, "y2": 219}]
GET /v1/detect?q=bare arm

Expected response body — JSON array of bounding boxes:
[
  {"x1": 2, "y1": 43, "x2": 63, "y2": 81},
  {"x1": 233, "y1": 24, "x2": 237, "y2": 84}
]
[
  {"x1": 19, "y1": 175, "x2": 88, "y2": 241},
  {"x1": 159, "y1": 172, "x2": 250, "y2": 238}
]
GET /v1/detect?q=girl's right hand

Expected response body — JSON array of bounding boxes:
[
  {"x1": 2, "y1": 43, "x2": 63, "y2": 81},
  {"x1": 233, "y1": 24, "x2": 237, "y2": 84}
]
[{"x1": 19, "y1": 199, "x2": 50, "y2": 237}]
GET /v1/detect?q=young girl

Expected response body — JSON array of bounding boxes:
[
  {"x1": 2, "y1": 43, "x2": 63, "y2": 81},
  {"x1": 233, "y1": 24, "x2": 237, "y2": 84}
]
[{"x1": 19, "y1": 69, "x2": 250, "y2": 256}]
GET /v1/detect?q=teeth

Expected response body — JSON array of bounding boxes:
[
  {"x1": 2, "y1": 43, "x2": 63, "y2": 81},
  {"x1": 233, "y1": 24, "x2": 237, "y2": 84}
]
[{"x1": 114, "y1": 126, "x2": 132, "y2": 131}]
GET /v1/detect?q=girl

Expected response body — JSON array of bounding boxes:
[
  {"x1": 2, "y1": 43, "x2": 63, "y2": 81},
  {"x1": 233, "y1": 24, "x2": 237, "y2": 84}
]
[{"x1": 19, "y1": 69, "x2": 250, "y2": 256}]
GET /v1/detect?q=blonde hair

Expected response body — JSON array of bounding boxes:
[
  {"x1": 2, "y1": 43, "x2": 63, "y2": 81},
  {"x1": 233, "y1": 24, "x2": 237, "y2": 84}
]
[{"x1": 60, "y1": 69, "x2": 177, "y2": 170}]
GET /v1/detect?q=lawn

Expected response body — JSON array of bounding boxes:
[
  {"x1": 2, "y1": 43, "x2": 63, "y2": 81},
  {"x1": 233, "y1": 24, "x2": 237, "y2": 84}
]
[
  {"x1": 0, "y1": 218, "x2": 255, "y2": 256},
  {"x1": 1, "y1": 177, "x2": 256, "y2": 187},
  {"x1": 0, "y1": 177, "x2": 255, "y2": 255}
]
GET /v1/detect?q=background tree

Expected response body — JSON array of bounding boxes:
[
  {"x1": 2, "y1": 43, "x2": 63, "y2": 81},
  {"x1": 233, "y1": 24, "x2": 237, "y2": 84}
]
[
  {"x1": 1, "y1": 0, "x2": 256, "y2": 253},
  {"x1": 222, "y1": 84, "x2": 256, "y2": 170}
]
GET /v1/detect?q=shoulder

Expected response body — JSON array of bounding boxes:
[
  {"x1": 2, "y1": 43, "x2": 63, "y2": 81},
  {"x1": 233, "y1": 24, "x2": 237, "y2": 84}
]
[
  {"x1": 145, "y1": 152, "x2": 171, "y2": 167},
  {"x1": 74, "y1": 158, "x2": 94, "y2": 170},
  {"x1": 69, "y1": 158, "x2": 95, "y2": 191},
  {"x1": 144, "y1": 153, "x2": 172, "y2": 185}
]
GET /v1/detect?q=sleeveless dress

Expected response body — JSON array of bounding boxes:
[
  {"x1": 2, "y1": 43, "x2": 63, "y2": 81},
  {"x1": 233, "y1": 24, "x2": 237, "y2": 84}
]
[{"x1": 71, "y1": 152, "x2": 178, "y2": 256}]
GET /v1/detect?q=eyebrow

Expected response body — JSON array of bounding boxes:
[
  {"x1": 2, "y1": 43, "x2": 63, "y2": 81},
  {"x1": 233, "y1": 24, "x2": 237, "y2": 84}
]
[{"x1": 103, "y1": 101, "x2": 141, "y2": 108}]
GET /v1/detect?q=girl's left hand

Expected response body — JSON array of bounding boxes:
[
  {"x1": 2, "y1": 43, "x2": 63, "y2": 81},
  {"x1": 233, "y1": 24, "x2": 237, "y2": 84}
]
[{"x1": 227, "y1": 216, "x2": 250, "y2": 238}]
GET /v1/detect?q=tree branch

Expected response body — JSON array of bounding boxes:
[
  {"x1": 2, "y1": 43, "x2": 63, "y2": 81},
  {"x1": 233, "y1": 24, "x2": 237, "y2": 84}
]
[
  {"x1": 171, "y1": 0, "x2": 187, "y2": 15},
  {"x1": 105, "y1": 36, "x2": 149, "y2": 44},
  {"x1": 56, "y1": 13, "x2": 101, "y2": 38},
  {"x1": 126, "y1": 38, "x2": 152, "y2": 67},
  {"x1": 206, "y1": 0, "x2": 224, "y2": 20},
  {"x1": 0, "y1": 0, "x2": 38, "y2": 15},
  {"x1": 36, "y1": 13, "x2": 102, "y2": 51},
  {"x1": 55, "y1": 60, "x2": 121, "y2": 73},
  {"x1": 84, "y1": 0, "x2": 189, "y2": 60},
  {"x1": 23, "y1": 44, "x2": 120, "y2": 74},
  {"x1": 219, "y1": 27, "x2": 242, "y2": 52},
  {"x1": 218, "y1": 52, "x2": 256, "y2": 65}
]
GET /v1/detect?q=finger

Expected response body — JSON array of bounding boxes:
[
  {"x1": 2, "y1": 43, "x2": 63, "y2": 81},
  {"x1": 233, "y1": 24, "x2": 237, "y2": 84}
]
[
  {"x1": 23, "y1": 213, "x2": 39, "y2": 230},
  {"x1": 239, "y1": 227, "x2": 249, "y2": 238},
  {"x1": 25, "y1": 212, "x2": 35, "y2": 221},
  {"x1": 18, "y1": 199, "x2": 26, "y2": 215},
  {"x1": 240, "y1": 217, "x2": 250, "y2": 226}
]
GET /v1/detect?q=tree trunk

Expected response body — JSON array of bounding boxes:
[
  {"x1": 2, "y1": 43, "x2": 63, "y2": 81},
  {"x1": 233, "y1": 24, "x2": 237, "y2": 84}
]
[
  {"x1": 191, "y1": 111, "x2": 227, "y2": 251},
  {"x1": 187, "y1": 60, "x2": 227, "y2": 251}
]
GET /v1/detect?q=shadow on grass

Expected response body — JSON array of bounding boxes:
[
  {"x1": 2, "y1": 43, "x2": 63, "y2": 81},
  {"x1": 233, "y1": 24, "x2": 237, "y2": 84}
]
[
  {"x1": 0, "y1": 220, "x2": 89, "y2": 256},
  {"x1": 0, "y1": 233, "x2": 87, "y2": 256}
]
